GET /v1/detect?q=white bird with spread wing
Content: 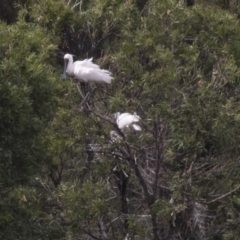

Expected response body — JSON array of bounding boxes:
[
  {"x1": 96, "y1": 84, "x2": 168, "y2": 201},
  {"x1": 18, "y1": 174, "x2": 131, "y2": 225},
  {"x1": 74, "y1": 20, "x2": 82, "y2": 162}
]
[
  {"x1": 62, "y1": 54, "x2": 113, "y2": 83},
  {"x1": 62, "y1": 54, "x2": 113, "y2": 106},
  {"x1": 115, "y1": 112, "x2": 142, "y2": 131}
]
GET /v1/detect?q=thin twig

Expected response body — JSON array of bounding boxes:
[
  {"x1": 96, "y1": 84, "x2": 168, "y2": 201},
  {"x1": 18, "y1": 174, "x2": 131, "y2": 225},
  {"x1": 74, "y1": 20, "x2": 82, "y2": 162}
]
[{"x1": 207, "y1": 184, "x2": 240, "y2": 204}]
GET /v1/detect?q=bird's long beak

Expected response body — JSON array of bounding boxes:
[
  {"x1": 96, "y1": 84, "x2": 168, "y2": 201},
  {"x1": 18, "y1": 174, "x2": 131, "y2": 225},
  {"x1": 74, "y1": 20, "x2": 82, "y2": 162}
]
[{"x1": 62, "y1": 59, "x2": 68, "y2": 80}]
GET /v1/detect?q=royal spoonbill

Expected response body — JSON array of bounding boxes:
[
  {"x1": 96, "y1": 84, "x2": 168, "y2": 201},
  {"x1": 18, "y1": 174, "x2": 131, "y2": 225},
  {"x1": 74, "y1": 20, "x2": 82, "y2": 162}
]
[
  {"x1": 115, "y1": 112, "x2": 142, "y2": 131},
  {"x1": 62, "y1": 54, "x2": 113, "y2": 83},
  {"x1": 62, "y1": 54, "x2": 113, "y2": 106}
]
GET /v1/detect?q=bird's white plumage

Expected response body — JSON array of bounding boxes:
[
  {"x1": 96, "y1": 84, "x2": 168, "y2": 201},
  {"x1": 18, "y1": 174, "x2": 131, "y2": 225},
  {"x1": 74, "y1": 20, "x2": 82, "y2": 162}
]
[
  {"x1": 115, "y1": 112, "x2": 142, "y2": 131},
  {"x1": 132, "y1": 124, "x2": 142, "y2": 131},
  {"x1": 63, "y1": 54, "x2": 113, "y2": 84}
]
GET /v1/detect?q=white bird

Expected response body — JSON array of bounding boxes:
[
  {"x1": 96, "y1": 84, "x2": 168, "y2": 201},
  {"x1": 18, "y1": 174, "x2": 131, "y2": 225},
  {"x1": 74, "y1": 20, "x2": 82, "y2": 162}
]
[
  {"x1": 62, "y1": 54, "x2": 113, "y2": 83},
  {"x1": 115, "y1": 112, "x2": 142, "y2": 131}
]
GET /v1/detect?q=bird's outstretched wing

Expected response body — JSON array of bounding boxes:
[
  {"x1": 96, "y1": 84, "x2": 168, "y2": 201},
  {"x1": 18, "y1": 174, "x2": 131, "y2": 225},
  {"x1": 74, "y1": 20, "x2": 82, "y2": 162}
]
[{"x1": 76, "y1": 58, "x2": 100, "y2": 69}]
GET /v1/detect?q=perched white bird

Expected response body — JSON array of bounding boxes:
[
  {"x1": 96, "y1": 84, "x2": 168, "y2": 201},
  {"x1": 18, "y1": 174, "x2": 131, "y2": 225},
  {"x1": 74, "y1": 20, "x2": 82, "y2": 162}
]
[
  {"x1": 115, "y1": 112, "x2": 142, "y2": 131},
  {"x1": 62, "y1": 54, "x2": 113, "y2": 84}
]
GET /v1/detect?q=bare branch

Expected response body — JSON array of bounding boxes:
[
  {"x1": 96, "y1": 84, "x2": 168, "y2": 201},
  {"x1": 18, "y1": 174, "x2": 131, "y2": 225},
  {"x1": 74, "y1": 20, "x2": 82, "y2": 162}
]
[{"x1": 207, "y1": 184, "x2": 240, "y2": 204}]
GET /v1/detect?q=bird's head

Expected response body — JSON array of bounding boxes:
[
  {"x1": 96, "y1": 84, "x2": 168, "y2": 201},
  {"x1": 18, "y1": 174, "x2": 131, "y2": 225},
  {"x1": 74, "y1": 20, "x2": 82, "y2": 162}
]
[
  {"x1": 62, "y1": 54, "x2": 74, "y2": 80},
  {"x1": 63, "y1": 53, "x2": 73, "y2": 61},
  {"x1": 114, "y1": 112, "x2": 121, "y2": 120}
]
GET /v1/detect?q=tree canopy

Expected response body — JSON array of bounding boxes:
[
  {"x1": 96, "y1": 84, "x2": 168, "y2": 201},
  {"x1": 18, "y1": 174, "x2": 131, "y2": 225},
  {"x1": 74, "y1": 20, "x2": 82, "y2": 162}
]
[{"x1": 1, "y1": 0, "x2": 240, "y2": 239}]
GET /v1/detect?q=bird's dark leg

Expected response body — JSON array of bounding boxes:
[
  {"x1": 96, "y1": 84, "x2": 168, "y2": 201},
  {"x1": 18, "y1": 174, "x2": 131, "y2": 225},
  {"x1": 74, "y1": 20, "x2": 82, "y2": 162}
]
[
  {"x1": 80, "y1": 82, "x2": 92, "y2": 110},
  {"x1": 80, "y1": 82, "x2": 86, "y2": 95},
  {"x1": 79, "y1": 82, "x2": 98, "y2": 110}
]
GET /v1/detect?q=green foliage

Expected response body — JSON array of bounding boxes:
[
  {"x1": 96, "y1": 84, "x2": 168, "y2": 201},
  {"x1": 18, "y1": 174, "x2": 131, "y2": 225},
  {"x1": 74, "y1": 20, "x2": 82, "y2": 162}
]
[
  {"x1": 0, "y1": 16, "x2": 63, "y2": 183},
  {"x1": 2, "y1": 0, "x2": 240, "y2": 239},
  {"x1": 0, "y1": 6, "x2": 67, "y2": 239}
]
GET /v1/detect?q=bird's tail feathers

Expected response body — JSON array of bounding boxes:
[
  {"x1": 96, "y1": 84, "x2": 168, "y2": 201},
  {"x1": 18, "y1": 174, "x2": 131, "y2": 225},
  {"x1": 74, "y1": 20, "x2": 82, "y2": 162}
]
[
  {"x1": 132, "y1": 124, "x2": 142, "y2": 131},
  {"x1": 96, "y1": 70, "x2": 113, "y2": 84}
]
